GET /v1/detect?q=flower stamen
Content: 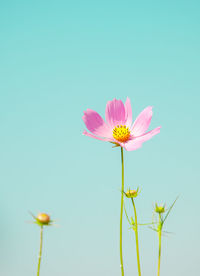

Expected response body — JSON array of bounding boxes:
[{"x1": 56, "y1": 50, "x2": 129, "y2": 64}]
[{"x1": 113, "y1": 125, "x2": 131, "y2": 142}]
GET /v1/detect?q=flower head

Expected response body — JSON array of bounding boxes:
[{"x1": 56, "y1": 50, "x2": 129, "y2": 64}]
[{"x1": 82, "y1": 98, "x2": 161, "y2": 151}]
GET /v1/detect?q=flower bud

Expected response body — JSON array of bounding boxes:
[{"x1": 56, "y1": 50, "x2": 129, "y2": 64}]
[
  {"x1": 155, "y1": 204, "x2": 165, "y2": 214},
  {"x1": 125, "y1": 189, "x2": 138, "y2": 198},
  {"x1": 37, "y1": 213, "x2": 50, "y2": 224}
]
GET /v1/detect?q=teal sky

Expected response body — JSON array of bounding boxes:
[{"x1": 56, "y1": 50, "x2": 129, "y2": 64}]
[{"x1": 1, "y1": 1, "x2": 200, "y2": 275}]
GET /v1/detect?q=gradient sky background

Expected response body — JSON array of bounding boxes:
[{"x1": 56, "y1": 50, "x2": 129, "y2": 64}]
[{"x1": 0, "y1": 1, "x2": 200, "y2": 275}]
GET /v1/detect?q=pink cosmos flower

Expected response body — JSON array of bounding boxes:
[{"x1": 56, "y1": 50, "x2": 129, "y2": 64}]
[{"x1": 82, "y1": 98, "x2": 161, "y2": 151}]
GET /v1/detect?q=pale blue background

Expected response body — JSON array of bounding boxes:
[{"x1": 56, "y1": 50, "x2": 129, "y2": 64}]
[{"x1": 0, "y1": 1, "x2": 199, "y2": 275}]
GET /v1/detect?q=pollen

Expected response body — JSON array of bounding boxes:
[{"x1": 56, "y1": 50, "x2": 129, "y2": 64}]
[{"x1": 113, "y1": 125, "x2": 131, "y2": 142}]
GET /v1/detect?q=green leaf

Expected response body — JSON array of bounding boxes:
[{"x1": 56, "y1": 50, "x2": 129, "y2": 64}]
[
  {"x1": 162, "y1": 196, "x2": 179, "y2": 225},
  {"x1": 123, "y1": 202, "x2": 131, "y2": 225},
  {"x1": 148, "y1": 226, "x2": 158, "y2": 232}
]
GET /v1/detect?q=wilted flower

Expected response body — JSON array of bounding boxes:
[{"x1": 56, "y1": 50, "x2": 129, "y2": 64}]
[{"x1": 82, "y1": 98, "x2": 161, "y2": 151}]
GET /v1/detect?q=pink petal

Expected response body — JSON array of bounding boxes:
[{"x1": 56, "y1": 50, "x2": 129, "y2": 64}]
[
  {"x1": 105, "y1": 98, "x2": 126, "y2": 127},
  {"x1": 124, "y1": 126, "x2": 161, "y2": 151},
  {"x1": 132, "y1": 106, "x2": 153, "y2": 136},
  {"x1": 125, "y1": 141, "x2": 143, "y2": 151},
  {"x1": 83, "y1": 131, "x2": 126, "y2": 147},
  {"x1": 125, "y1": 97, "x2": 132, "y2": 127},
  {"x1": 82, "y1": 109, "x2": 112, "y2": 137},
  {"x1": 83, "y1": 130, "x2": 113, "y2": 142}
]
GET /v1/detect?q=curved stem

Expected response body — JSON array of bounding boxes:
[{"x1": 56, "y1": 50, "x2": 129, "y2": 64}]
[
  {"x1": 131, "y1": 198, "x2": 141, "y2": 276},
  {"x1": 120, "y1": 147, "x2": 125, "y2": 276},
  {"x1": 157, "y1": 215, "x2": 162, "y2": 276},
  {"x1": 37, "y1": 226, "x2": 43, "y2": 276}
]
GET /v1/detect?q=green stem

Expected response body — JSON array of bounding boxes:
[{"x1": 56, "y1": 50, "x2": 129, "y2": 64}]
[
  {"x1": 131, "y1": 198, "x2": 141, "y2": 276},
  {"x1": 37, "y1": 226, "x2": 43, "y2": 276},
  {"x1": 120, "y1": 147, "x2": 125, "y2": 276},
  {"x1": 157, "y1": 215, "x2": 162, "y2": 276}
]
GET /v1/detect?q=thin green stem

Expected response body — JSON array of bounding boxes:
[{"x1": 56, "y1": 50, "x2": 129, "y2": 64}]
[
  {"x1": 120, "y1": 147, "x2": 125, "y2": 276},
  {"x1": 37, "y1": 226, "x2": 43, "y2": 276},
  {"x1": 131, "y1": 198, "x2": 141, "y2": 276},
  {"x1": 123, "y1": 202, "x2": 131, "y2": 226},
  {"x1": 157, "y1": 215, "x2": 162, "y2": 276}
]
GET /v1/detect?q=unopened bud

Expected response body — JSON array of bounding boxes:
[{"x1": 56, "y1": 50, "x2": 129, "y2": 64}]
[
  {"x1": 37, "y1": 213, "x2": 50, "y2": 224},
  {"x1": 155, "y1": 204, "x2": 165, "y2": 214}
]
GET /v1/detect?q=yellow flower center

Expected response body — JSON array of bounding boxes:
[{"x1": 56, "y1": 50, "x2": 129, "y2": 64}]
[{"x1": 113, "y1": 125, "x2": 130, "y2": 142}]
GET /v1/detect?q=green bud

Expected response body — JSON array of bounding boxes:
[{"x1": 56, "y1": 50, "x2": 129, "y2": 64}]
[{"x1": 155, "y1": 204, "x2": 165, "y2": 214}]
